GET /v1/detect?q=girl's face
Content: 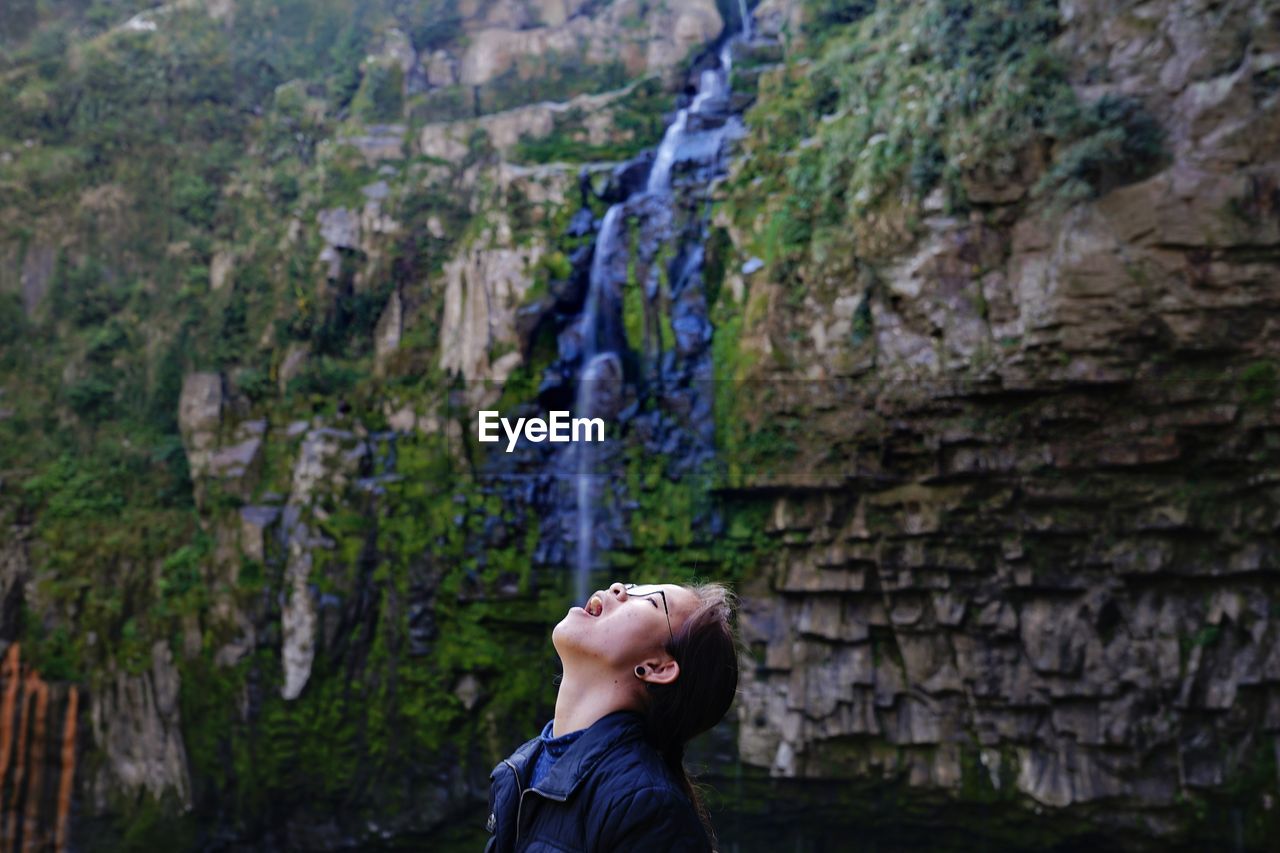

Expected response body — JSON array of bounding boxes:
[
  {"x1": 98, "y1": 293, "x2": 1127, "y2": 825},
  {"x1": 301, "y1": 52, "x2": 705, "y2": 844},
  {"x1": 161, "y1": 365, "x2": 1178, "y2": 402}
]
[{"x1": 553, "y1": 581, "x2": 698, "y2": 669}]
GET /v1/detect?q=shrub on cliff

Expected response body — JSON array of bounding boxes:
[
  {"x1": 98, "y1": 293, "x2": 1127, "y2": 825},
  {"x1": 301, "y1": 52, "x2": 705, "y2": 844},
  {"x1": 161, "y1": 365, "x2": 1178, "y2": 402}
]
[{"x1": 725, "y1": 0, "x2": 1167, "y2": 273}]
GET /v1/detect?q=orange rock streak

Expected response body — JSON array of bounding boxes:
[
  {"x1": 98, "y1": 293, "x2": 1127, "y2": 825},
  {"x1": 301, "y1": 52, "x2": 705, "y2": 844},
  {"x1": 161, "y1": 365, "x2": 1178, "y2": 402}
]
[
  {"x1": 20, "y1": 675, "x2": 47, "y2": 853},
  {"x1": 3, "y1": 676, "x2": 33, "y2": 852},
  {"x1": 0, "y1": 645, "x2": 18, "y2": 794},
  {"x1": 0, "y1": 645, "x2": 78, "y2": 853},
  {"x1": 54, "y1": 686, "x2": 76, "y2": 853}
]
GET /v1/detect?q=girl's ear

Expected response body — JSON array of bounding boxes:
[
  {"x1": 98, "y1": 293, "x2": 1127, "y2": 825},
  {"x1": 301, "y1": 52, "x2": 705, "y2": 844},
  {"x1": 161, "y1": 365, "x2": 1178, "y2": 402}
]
[{"x1": 641, "y1": 657, "x2": 680, "y2": 685}]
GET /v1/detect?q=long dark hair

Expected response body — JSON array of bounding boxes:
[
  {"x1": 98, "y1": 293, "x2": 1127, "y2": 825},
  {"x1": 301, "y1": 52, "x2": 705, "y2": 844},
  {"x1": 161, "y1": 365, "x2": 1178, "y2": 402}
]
[{"x1": 641, "y1": 582, "x2": 739, "y2": 849}]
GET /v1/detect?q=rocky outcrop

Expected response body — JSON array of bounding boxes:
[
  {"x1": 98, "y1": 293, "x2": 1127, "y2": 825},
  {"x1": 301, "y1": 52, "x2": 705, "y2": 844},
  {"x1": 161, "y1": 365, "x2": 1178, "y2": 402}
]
[
  {"x1": 451, "y1": 0, "x2": 722, "y2": 88},
  {"x1": 439, "y1": 241, "x2": 542, "y2": 388},
  {"x1": 725, "y1": 0, "x2": 1280, "y2": 841},
  {"x1": 88, "y1": 641, "x2": 191, "y2": 811},
  {"x1": 279, "y1": 425, "x2": 369, "y2": 700},
  {"x1": 209, "y1": 247, "x2": 235, "y2": 292},
  {"x1": 178, "y1": 373, "x2": 267, "y2": 505},
  {"x1": 176, "y1": 369, "x2": 385, "y2": 700},
  {"x1": 315, "y1": 179, "x2": 402, "y2": 280},
  {"x1": 435, "y1": 162, "x2": 581, "y2": 387},
  {"x1": 734, "y1": 376, "x2": 1279, "y2": 836},
  {"x1": 752, "y1": 0, "x2": 806, "y2": 42}
]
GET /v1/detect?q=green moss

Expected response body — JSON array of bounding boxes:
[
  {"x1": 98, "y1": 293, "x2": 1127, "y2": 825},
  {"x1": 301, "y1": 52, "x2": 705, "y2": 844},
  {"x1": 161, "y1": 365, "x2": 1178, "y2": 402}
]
[
  {"x1": 1182, "y1": 734, "x2": 1280, "y2": 849},
  {"x1": 350, "y1": 62, "x2": 404, "y2": 123},
  {"x1": 1240, "y1": 360, "x2": 1277, "y2": 408}
]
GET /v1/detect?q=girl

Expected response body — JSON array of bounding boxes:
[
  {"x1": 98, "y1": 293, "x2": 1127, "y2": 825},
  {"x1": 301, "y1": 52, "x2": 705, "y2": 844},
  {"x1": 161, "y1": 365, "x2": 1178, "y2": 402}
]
[{"x1": 485, "y1": 581, "x2": 739, "y2": 852}]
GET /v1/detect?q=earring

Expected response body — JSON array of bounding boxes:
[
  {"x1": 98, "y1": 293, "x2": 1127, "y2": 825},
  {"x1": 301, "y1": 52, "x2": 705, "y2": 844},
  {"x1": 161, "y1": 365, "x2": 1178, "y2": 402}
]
[{"x1": 634, "y1": 665, "x2": 646, "y2": 678}]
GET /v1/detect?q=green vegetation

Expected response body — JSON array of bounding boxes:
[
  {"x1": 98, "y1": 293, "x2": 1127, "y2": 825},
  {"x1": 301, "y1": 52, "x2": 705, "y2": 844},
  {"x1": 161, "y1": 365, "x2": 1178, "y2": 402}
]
[
  {"x1": 1240, "y1": 360, "x2": 1278, "y2": 408},
  {"x1": 0, "y1": 0, "x2": 648, "y2": 842},
  {"x1": 721, "y1": 0, "x2": 1167, "y2": 281},
  {"x1": 478, "y1": 55, "x2": 631, "y2": 115},
  {"x1": 0, "y1": 0, "x2": 737, "y2": 843},
  {"x1": 512, "y1": 77, "x2": 673, "y2": 165}
]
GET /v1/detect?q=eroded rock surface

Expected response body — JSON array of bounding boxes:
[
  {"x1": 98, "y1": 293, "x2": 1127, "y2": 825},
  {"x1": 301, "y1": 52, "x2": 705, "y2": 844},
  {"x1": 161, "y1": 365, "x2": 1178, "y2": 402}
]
[
  {"x1": 88, "y1": 641, "x2": 192, "y2": 811},
  {"x1": 726, "y1": 0, "x2": 1280, "y2": 840}
]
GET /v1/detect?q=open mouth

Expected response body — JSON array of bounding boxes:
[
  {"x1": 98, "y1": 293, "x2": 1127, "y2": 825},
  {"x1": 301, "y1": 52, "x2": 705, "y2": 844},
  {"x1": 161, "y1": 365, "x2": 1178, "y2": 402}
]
[{"x1": 585, "y1": 593, "x2": 604, "y2": 617}]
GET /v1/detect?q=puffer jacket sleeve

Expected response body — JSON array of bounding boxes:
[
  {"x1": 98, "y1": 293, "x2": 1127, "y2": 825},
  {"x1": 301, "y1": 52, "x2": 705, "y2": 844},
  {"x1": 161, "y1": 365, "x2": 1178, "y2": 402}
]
[{"x1": 594, "y1": 786, "x2": 712, "y2": 853}]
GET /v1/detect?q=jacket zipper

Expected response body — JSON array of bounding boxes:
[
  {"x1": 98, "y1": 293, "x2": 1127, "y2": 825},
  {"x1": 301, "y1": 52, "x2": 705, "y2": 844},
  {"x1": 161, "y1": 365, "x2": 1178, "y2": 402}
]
[{"x1": 501, "y1": 759, "x2": 568, "y2": 850}]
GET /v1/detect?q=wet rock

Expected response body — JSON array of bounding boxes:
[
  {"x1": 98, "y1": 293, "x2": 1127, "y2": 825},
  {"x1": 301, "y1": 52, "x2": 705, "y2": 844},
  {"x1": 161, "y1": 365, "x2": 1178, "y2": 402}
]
[
  {"x1": 599, "y1": 153, "x2": 655, "y2": 204},
  {"x1": 567, "y1": 207, "x2": 595, "y2": 238},
  {"x1": 516, "y1": 295, "x2": 558, "y2": 354}
]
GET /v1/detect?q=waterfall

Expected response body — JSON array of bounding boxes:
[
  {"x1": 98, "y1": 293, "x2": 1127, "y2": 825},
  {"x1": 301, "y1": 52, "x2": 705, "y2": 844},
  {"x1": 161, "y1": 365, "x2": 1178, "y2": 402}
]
[
  {"x1": 573, "y1": 204, "x2": 624, "y2": 602},
  {"x1": 565, "y1": 18, "x2": 751, "y2": 602},
  {"x1": 739, "y1": 0, "x2": 753, "y2": 42},
  {"x1": 573, "y1": 353, "x2": 621, "y2": 604},
  {"x1": 646, "y1": 110, "x2": 688, "y2": 194},
  {"x1": 583, "y1": 205, "x2": 624, "y2": 357}
]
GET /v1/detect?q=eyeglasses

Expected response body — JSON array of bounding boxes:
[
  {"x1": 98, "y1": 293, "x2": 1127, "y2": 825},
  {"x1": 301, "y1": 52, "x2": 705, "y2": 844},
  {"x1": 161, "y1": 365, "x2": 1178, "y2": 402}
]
[{"x1": 624, "y1": 584, "x2": 673, "y2": 643}]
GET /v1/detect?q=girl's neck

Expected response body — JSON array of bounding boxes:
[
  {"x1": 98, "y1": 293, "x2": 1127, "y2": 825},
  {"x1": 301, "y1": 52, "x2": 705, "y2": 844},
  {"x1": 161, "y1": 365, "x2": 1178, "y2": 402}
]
[{"x1": 552, "y1": 663, "x2": 640, "y2": 737}]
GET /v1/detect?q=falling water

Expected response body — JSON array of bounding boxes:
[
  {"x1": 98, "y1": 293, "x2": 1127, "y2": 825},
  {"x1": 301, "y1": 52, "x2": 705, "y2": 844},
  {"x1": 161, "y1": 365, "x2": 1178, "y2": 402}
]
[
  {"x1": 582, "y1": 205, "x2": 624, "y2": 357},
  {"x1": 573, "y1": 205, "x2": 623, "y2": 604},
  {"x1": 572, "y1": 20, "x2": 748, "y2": 603},
  {"x1": 739, "y1": 0, "x2": 754, "y2": 42},
  {"x1": 647, "y1": 111, "x2": 688, "y2": 194},
  {"x1": 647, "y1": 62, "x2": 731, "y2": 194},
  {"x1": 573, "y1": 352, "x2": 620, "y2": 605}
]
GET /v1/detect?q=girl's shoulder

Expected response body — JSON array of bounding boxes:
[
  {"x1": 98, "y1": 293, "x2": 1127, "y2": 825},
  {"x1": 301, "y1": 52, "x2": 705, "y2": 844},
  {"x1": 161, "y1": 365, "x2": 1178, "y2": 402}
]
[{"x1": 587, "y1": 736, "x2": 688, "y2": 804}]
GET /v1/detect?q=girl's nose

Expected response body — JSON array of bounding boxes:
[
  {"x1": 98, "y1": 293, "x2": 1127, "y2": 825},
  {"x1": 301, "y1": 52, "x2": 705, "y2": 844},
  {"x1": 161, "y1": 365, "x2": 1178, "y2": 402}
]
[{"x1": 609, "y1": 582, "x2": 627, "y2": 600}]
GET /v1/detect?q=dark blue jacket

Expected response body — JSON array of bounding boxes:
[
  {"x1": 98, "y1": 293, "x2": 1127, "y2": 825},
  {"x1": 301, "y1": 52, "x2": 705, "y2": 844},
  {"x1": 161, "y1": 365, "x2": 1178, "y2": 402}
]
[{"x1": 484, "y1": 710, "x2": 712, "y2": 852}]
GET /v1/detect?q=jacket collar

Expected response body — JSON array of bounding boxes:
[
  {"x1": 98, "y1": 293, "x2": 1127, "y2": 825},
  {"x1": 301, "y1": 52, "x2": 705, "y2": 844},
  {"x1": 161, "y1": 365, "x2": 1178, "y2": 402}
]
[
  {"x1": 500, "y1": 731, "x2": 544, "y2": 785},
  {"x1": 529, "y1": 709, "x2": 646, "y2": 801}
]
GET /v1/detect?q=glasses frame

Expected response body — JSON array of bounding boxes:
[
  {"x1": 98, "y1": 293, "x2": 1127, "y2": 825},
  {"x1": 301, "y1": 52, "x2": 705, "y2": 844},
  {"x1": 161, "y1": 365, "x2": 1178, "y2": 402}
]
[{"x1": 623, "y1": 584, "x2": 674, "y2": 644}]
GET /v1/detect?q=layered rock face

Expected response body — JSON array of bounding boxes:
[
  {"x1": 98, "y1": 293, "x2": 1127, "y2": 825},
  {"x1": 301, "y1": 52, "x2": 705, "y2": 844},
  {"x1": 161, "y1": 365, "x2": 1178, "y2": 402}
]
[
  {"x1": 734, "y1": 375, "x2": 1279, "y2": 837},
  {"x1": 448, "y1": 0, "x2": 722, "y2": 87},
  {"x1": 726, "y1": 0, "x2": 1280, "y2": 843}
]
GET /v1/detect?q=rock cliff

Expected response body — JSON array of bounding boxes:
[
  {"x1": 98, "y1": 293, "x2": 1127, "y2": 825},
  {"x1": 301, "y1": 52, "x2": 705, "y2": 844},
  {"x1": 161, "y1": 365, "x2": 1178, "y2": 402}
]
[{"x1": 717, "y1": 0, "x2": 1280, "y2": 845}]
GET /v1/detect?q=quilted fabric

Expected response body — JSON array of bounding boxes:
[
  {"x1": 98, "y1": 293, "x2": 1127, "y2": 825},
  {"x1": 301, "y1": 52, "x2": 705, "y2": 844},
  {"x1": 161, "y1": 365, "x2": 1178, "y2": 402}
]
[{"x1": 484, "y1": 710, "x2": 711, "y2": 853}]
